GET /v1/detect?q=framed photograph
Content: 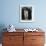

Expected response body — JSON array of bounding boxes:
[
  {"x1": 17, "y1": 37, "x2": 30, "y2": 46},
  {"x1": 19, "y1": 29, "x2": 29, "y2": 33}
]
[{"x1": 20, "y1": 5, "x2": 34, "y2": 22}]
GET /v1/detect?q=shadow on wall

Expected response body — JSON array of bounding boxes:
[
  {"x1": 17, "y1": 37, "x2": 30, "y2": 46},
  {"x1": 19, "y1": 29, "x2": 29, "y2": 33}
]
[{"x1": 0, "y1": 24, "x2": 7, "y2": 43}]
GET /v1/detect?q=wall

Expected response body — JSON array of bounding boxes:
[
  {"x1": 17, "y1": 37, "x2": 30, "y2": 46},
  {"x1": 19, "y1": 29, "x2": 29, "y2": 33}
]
[
  {"x1": 0, "y1": 0, "x2": 46, "y2": 29},
  {"x1": 0, "y1": 0, "x2": 46, "y2": 43}
]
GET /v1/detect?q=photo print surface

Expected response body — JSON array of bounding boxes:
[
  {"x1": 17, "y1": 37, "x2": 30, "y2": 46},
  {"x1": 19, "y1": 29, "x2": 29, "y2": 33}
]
[{"x1": 22, "y1": 7, "x2": 32, "y2": 20}]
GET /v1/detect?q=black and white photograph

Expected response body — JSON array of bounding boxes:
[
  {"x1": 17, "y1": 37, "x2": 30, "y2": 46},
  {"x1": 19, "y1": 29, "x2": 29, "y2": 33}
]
[{"x1": 20, "y1": 5, "x2": 34, "y2": 22}]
